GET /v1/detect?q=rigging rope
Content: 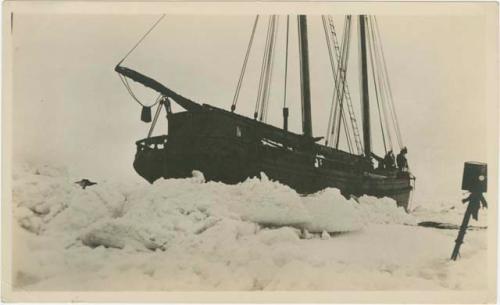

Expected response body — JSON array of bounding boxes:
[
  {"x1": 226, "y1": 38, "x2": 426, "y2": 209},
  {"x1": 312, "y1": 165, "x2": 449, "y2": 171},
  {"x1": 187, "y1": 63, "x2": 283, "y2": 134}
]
[
  {"x1": 254, "y1": 15, "x2": 278, "y2": 122},
  {"x1": 333, "y1": 15, "x2": 363, "y2": 154},
  {"x1": 321, "y1": 15, "x2": 337, "y2": 146},
  {"x1": 330, "y1": 18, "x2": 346, "y2": 147},
  {"x1": 328, "y1": 17, "x2": 347, "y2": 147},
  {"x1": 373, "y1": 16, "x2": 404, "y2": 149},
  {"x1": 322, "y1": 15, "x2": 362, "y2": 154},
  {"x1": 366, "y1": 19, "x2": 389, "y2": 153},
  {"x1": 323, "y1": 15, "x2": 352, "y2": 150},
  {"x1": 339, "y1": 107, "x2": 354, "y2": 153},
  {"x1": 117, "y1": 14, "x2": 165, "y2": 110},
  {"x1": 117, "y1": 14, "x2": 166, "y2": 66},
  {"x1": 231, "y1": 15, "x2": 260, "y2": 112},
  {"x1": 260, "y1": 16, "x2": 279, "y2": 122},
  {"x1": 324, "y1": 16, "x2": 353, "y2": 152},
  {"x1": 369, "y1": 17, "x2": 394, "y2": 152},
  {"x1": 254, "y1": 16, "x2": 274, "y2": 119},
  {"x1": 119, "y1": 74, "x2": 162, "y2": 108},
  {"x1": 343, "y1": 26, "x2": 354, "y2": 152},
  {"x1": 334, "y1": 17, "x2": 352, "y2": 150}
]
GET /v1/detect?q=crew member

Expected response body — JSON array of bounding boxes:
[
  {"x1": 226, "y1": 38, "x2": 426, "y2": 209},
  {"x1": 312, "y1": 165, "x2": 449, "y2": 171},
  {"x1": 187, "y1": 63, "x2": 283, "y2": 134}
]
[
  {"x1": 384, "y1": 150, "x2": 396, "y2": 169},
  {"x1": 397, "y1": 147, "x2": 408, "y2": 171}
]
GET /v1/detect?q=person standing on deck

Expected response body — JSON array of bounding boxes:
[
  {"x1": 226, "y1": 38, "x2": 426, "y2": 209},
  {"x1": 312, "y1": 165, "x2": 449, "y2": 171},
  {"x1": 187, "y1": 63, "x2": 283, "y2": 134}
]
[
  {"x1": 384, "y1": 150, "x2": 396, "y2": 169},
  {"x1": 397, "y1": 147, "x2": 409, "y2": 171}
]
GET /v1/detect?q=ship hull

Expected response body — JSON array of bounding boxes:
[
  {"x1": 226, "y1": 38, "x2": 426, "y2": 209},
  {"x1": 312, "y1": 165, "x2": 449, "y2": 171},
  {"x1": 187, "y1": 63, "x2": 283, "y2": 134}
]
[{"x1": 134, "y1": 106, "x2": 413, "y2": 211}]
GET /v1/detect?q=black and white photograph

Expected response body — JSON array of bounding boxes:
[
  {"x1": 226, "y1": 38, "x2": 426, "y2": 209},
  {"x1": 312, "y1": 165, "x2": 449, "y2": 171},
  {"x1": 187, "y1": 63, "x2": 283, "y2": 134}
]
[{"x1": 2, "y1": 1, "x2": 498, "y2": 303}]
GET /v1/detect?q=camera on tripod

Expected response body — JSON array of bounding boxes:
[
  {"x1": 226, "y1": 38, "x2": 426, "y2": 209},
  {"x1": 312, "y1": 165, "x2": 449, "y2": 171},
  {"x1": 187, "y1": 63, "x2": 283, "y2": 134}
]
[
  {"x1": 451, "y1": 161, "x2": 488, "y2": 261},
  {"x1": 461, "y1": 161, "x2": 487, "y2": 193}
]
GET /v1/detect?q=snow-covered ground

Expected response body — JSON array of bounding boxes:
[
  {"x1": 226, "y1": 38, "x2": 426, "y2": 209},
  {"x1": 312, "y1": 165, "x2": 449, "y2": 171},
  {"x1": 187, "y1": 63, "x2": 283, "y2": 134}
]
[{"x1": 10, "y1": 163, "x2": 488, "y2": 290}]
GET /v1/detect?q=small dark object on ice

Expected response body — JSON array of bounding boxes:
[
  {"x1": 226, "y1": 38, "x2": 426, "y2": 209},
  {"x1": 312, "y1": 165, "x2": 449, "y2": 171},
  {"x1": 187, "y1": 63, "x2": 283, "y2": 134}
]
[
  {"x1": 418, "y1": 221, "x2": 487, "y2": 231},
  {"x1": 75, "y1": 179, "x2": 97, "y2": 189}
]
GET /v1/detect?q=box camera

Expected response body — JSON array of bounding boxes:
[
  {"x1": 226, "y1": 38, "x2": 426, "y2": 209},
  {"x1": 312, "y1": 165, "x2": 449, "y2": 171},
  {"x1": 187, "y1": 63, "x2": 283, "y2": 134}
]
[{"x1": 461, "y1": 161, "x2": 487, "y2": 193}]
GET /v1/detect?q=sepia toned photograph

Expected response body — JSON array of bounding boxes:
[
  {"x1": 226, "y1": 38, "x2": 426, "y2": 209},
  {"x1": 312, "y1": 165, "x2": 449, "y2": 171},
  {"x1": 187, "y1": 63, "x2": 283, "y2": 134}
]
[{"x1": 2, "y1": 1, "x2": 498, "y2": 303}]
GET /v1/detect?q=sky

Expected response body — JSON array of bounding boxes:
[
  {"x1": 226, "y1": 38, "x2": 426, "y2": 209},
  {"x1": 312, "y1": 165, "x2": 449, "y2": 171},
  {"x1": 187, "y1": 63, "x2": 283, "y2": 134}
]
[{"x1": 10, "y1": 9, "x2": 498, "y2": 205}]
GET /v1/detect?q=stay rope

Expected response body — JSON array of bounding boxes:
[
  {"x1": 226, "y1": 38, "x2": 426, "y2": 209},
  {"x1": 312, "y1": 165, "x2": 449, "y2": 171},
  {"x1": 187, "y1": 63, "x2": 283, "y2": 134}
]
[
  {"x1": 260, "y1": 16, "x2": 279, "y2": 122},
  {"x1": 334, "y1": 17, "x2": 352, "y2": 150},
  {"x1": 117, "y1": 14, "x2": 165, "y2": 108},
  {"x1": 254, "y1": 15, "x2": 278, "y2": 122},
  {"x1": 366, "y1": 18, "x2": 389, "y2": 153},
  {"x1": 329, "y1": 17, "x2": 347, "y2": 147},
  {"x1": 372, "y1": 16, "x2": 404, "y2": 149},
  {"x1": 322, "y1": 16, "x2": 354, "y2": 153},
  {"x1": 322, "y1": 16, "x2": 336, "y2": 146},
  {"x1": 231, "y1": 15, "x2": 260, "y2": 112},
  {"x1": 117, "y1": 14, "x2": 166, "y2": 66},
  {"x1": 323, "y1": 16, "x2": 350, "y2": 149},
  {"x1": 254, "y1": 16, "x2": 274, "y2": 119}
]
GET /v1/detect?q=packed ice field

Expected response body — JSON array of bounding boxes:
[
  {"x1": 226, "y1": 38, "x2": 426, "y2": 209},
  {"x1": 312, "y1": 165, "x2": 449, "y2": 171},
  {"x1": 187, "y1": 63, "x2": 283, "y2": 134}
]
[{"x1": 11, "y1": 162, "x2": 488, "y2": 290}]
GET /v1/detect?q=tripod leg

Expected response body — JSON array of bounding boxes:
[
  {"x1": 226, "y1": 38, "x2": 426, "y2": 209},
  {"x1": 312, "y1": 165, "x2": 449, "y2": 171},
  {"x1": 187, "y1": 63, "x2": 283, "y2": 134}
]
[{"x1": 450, "y1": 199, "x2": 475, "y2": 260}]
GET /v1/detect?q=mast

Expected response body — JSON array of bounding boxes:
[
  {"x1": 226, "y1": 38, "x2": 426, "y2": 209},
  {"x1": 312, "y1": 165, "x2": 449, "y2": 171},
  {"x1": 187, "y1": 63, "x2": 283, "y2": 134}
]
[
  {"x1": 297, "y1": 15, "x2": 313, "y2": 138},
  {"x1": 358, "y1": 15, "x2": 371, "y2": 157}
]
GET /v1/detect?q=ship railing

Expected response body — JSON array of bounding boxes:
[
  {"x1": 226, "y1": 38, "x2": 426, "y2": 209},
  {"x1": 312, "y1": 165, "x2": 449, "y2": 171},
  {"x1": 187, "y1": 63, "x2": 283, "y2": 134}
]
[{"x1": 135, "y1": 135, "x2": 168, "y2": 151}]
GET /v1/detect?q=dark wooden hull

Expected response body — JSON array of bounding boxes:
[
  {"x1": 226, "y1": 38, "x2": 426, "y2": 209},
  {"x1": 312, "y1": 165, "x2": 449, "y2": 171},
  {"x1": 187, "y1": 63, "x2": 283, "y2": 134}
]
[{"x1": 134, "y1": 105, "x2": 413, "y2": 211}]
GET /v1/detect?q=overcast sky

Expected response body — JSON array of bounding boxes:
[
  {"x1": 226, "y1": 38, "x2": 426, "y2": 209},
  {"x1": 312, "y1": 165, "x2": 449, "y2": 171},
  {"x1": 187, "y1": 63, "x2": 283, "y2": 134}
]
[{"x1": 10, "y1": 8, "x2": 497, "y2": 205}]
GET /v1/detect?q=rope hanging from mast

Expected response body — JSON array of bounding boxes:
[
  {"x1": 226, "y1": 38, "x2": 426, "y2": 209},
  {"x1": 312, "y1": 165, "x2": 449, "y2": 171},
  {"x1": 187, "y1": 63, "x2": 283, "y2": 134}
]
[
  {"x1": 335, "y1": 16, "x2": 363, "y2": 155},
  {"x1": 117, "y1": 14, "x2": 166, "y2": 66},
  {"x1": 363, "y1": 16, "x2": 404, "y2": 154},
  {"x1": 231, "y1": 15, "x2": 260, "y2": 112},
  {"x1": 329, "y1": 17, "x2": 347, "y2": 148},
  {"x1": 260, "y1": 16, "x2": 279, "y2": 122},
  {"x1": 254, "y1": 16, "x2": 273, "y2": 119},
  {"x1": 323, "y1": 15, "x2": 360, "y2": 155},
  {"x1": 322, "y1": 15, "x2": 404, "y2": 157},
  {"x1": 331, "y1": 17, "x2": 353, "y2": 152},
  {"x1": 200, "y1": 14, "x2": 403, "y2": 158},
  {"x1": 333, "y1": 16, "x2": 353, "y2": 150},
  {"x1": 322, "y1": 16, "x2": 338, "y2": 147},
  {"x1": 254, "y1": 15, "x2": 279, "y2": 122},
  {"x1": 366, "y1": 18, "x2": 390, "y2": 153},
  {"x1": 119, "y1": 74, "x2": 162, "y2": 108},
  {"x1": 116, "y1": 14, "x2": 166, "y2": 119},
  {"x1": 372, "y1": 16, "x2": 404, "y2": 149}
]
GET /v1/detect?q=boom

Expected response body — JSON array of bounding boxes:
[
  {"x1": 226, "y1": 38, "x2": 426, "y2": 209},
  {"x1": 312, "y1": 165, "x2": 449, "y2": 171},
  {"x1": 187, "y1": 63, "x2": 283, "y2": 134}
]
[{"x1": 115, "y1": 65, "x2": 202, "y2": 112}]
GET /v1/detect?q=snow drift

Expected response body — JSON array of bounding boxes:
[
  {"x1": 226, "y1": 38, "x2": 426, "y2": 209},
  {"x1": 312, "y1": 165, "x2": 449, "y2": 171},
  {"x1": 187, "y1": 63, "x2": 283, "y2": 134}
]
[
  {"x1": 11, "y1": 163, "x2": 487, "y2": 291},
  {"x1": 13, "y1": 164, "x2": 414, "y2": 247}
]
